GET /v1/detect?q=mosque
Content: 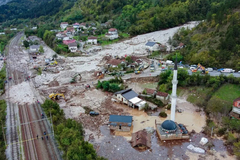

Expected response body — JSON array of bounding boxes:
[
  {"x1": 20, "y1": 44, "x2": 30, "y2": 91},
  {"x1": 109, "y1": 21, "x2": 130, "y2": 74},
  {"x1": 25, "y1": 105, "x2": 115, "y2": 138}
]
[{"x1": 155, "y1": 58, "x2": 190, "y2": 140}]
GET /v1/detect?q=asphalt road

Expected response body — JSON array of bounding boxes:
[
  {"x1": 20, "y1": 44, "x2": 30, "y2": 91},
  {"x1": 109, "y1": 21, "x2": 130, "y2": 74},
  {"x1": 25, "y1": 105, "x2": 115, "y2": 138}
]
[{"x1": 101, "y1": 59, "x2": 240, "y2": 82}]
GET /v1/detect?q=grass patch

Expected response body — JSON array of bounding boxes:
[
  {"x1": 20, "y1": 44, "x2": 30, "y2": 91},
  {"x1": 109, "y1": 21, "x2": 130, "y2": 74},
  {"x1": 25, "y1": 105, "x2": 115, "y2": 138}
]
[
  {"x1": 99, "y1": 39, "x2": 119, "y2": 46},
  {"x1": 213, "y1": 84, "x2": 240, "y2": 103},
  {"x1": 184, "y1": 86, "x2": 212, "y2": 106}
]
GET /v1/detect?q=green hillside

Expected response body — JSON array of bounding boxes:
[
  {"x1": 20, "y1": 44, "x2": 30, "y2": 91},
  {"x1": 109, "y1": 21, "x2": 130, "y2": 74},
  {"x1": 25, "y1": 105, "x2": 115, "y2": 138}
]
[
  {"x1": 168, "y1": 2, "x2": 240, "y2": 70},
  {"x1": 2, "y1": 0, "x2": 240, "y2": 36}
]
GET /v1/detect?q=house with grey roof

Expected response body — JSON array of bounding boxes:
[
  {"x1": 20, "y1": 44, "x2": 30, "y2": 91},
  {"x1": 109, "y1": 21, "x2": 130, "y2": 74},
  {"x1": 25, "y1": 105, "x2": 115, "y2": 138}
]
[
  {"x1": 68, "y1": 42, "x2": 78, "y2": 52},
  {"x1": 114, "y1": 89, "x2": 146, "y2": 110},
  {"x1": 145, "y1": 41, "x2": 160, "y2": 52},
  {"x1": 109, "y1": 115, "x2": 133, "y2": 132},
  {"x1": 30, "y1": 45, "x2": 40, "y2": 53}
]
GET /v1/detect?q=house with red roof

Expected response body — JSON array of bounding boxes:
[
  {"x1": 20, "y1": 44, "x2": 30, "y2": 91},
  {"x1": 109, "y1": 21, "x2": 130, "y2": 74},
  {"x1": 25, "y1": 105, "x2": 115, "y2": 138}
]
[
  {"x1": 144, "y1": 88, "x2": 169, "y2": 104},
  {"x1": 80, "y1": 23, "x2": 87, "y2": 29},
  {"x1": 73, "y1": 23, "x2": 80, "y2": 29},
  {"x1": 60, "y1": 22, "x2": 68, "y2": 30},
  {"x1": 105, "y1": 28, "x2": 118, "y2": 40},
  {"x1": 230, "y1": 97, "x2": 240, "y2": 119},
  {"x1": 63, "y1": 39, "x2": 76, "y2": 45}
]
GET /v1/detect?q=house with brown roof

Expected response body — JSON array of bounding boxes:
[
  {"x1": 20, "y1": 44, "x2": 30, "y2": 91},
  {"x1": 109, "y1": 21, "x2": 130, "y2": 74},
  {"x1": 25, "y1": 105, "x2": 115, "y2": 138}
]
[
  {"x1": 130, "y1": 130, "x2": 151, "y2": 149},
  {"x1": 60, "y1": 22, "x2": 68, "y2": 30},
  {"x1": 105, "y1": 28, "x2": 118, "y2": 40},
  {"x1": 230, "y1": 97, "x2": 240, "y2": 119},
  {"x1": 144, "y1": 88, "x2": 169, "y2": 104},
  {"x1": 87, "y1": 36, "x2": 97, "y2": 45}
]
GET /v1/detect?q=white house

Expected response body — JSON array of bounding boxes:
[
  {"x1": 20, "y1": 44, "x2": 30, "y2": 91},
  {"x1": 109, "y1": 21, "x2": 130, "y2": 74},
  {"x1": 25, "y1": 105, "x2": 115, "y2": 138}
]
[
  {"x1": 60, "y1": 22, "x2": 68, "y2": 30},
  {"x1": 56, "y1": 32, "x2": 67, "y2": 40},
  {"x1": 30, "y1": 45, "x2": 40, "y2": 52},
  {"x1": 32, "y1": 27, "x2": 37, "y2": 30},
  {"x1": 114, "y1": 89, "x2": 146, "y2": 110},
  {"x1": 0, "y1": 32, "x2": 5, "y2": 35},
  {"x1": 87, "y1": 37, "x2": 97, "y2": 45},
  {"x1": 145, "y1": 42, "x2": 160, "y2": 51},
  {"x1": 73, "y1": 23, "x2": 80, "y2": 29},
  {"x1": 79, "y1": 23, "x2": 87, "y2": 29},
  {"x1": 10, "y1": 28, "x2": 17, "y2": 31},
  {"x1": 105, "y1": 28, "x2": 118, "y2": 40},
  {"x1": 63, "y1": 36, "x2": 70, "y2": 41},
  {"x1": 68, "y1": 42, "x2": 78, "y2": 52}
]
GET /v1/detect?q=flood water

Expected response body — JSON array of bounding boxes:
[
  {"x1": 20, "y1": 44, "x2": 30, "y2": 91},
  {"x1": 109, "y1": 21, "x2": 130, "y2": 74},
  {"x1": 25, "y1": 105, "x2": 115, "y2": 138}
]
[{"x1": 94, "y1": 126, "x2": 232, "y2": 160}]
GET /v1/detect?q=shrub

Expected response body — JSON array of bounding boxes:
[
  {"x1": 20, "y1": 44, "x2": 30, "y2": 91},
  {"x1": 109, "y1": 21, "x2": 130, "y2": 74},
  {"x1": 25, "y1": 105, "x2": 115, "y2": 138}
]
[
  {"x1": 167, "y1": 104, "x2": 171, "y2": 110},
  {"x1": 159, "y1": 111, "x2": 167, "y2": 118},
  {"x1": 143, "y1": 103, "x2": 149, "y2": 111},
  {"x1": 142, "y1": 89, "x2": 147, "y2": 94},
  {"x1": 217, "y1": 128, "x2": 227, "y2": 136},
  {"x1": 144, "y1": 96, "x2": 164, "y2": 107}
]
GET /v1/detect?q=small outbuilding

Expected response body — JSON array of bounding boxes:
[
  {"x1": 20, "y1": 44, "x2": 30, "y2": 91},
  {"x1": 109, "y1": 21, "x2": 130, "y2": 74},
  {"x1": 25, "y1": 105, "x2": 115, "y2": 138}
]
[
  {"x1": 131, "y1": 130, "x2": 151, "y2": 149},
  {"x1": 145, "y1": 42, "x2": 160, "y2": 51},
  {"x1": 109, "y1": 115, "x2": 133, "y2": 132}
]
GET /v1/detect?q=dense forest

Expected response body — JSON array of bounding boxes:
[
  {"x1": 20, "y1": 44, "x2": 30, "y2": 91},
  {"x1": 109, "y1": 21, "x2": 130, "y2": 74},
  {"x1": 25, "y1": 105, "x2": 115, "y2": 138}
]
[
  {"x1": 1, "y1": 0, "x2": 240, "y2": 36},
  {"x1": 167, "y1": 1, "x2": 240, "y2": 70},
  {"x1": 0, "y1": 0, "x2": 76, "y2": 23}
]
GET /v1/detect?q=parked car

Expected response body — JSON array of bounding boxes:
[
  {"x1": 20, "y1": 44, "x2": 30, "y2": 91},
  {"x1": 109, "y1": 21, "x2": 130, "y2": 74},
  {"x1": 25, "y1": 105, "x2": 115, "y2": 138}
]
[
  {"x1": 89, "y1": 111, "x2": 99, "y2": 116},
  {"x1": 212, "y1": 67, "x2": 218, "y2": 70},
  {"x1": 217, "y1": 68, "x2": 224, "y2": 72},
  {"x1": 207, "y1": 68, "x2": 213, "y2": 72}
]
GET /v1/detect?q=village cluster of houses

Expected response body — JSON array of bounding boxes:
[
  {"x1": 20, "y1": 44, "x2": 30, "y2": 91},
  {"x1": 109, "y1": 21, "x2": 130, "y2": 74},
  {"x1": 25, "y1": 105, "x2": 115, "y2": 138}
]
[{"x1": 56, "y1": 22, "x2": 119, "y2": 52}]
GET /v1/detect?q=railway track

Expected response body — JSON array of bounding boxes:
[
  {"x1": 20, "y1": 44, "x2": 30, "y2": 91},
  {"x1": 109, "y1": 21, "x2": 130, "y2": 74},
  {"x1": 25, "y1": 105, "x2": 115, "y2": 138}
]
[{"x1": 6, "y1": 33, "x2": 61, "y2": 160}]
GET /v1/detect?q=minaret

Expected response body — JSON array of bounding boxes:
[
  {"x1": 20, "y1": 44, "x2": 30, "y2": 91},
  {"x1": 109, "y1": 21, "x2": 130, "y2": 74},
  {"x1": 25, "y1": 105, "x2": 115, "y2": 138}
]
[{"x1": 170, "y1": 58, "x2": 178, "y2": 121}]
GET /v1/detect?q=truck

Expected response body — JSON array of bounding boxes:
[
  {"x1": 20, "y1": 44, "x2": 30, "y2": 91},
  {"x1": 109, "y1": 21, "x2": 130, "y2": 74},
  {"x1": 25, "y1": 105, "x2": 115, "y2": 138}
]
[{"x1": 220, "y1": 68, "x2": 235, "y2": 73}]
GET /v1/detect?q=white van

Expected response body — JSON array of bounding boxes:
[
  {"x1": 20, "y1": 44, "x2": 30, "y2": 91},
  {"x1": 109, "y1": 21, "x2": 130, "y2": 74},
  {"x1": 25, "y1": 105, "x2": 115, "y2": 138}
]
[
  {"x1": 166, "y1": 60, "x2": 173, "y2": 65},
  {"x1": 220, "y1": 68, "x2": 235, "y2": 73},
  {"x1": 207, "y1": 68, "x2": 213, "y2": 72}
]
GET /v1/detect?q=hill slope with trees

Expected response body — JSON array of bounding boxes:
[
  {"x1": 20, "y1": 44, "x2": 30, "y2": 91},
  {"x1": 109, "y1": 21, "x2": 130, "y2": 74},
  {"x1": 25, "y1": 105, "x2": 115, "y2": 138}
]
[{"x1": 168, "y1": 2, "x2": 240, "y2": 70}]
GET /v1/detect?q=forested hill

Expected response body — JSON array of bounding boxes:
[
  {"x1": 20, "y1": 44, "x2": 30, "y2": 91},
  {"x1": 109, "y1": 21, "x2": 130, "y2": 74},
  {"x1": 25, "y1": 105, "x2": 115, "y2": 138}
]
[
  {"x1": 0, "y1": 0, "x2": 12, "y2": 6},
  {"x1": 0, "y1": 0, "x2": 76, "y2": 23},
  {"x1": 1, "y1": 0, "x2": 240, "y2": 37},
  {"x1": 168, "y1": 1, "x2": 240, "y2": 70}
]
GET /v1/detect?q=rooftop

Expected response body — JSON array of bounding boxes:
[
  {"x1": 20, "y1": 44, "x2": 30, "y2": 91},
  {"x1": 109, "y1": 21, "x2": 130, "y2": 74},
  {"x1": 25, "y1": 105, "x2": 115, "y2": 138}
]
[
  {"x1": 131, "y1": 130, "x2": 151, "y2": 148},
  {"x1": 68, "y1": 42, "x2": 77, "y2": 47},
  {"x1": 88, "y1": 36, "x2": 97, "y2": 40},
  {"x1": 115, "y1": 89, "x2": 138, "y2": 100},
  {"x1": 161, "y1": 120, "x2": 177, "y2": 131},
  {"x1": 109, "y1": 115, "x2": 132, "y2": 123},
  {"x1": 109, "y1": 28, "x2": 117, "y2": 31},
  {"x1": 30, "y1": 45, "x2": 40, "y2": 49},
  {"x1": 145, "y1": 41, "x2": 156, "y2": 46}
]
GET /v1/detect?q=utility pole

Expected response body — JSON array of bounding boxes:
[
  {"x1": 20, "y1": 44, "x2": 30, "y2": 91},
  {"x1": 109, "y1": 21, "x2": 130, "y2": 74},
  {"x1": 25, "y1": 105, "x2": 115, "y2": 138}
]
[{"x1": 1, "y1": 121, "x2": 6, "y2": 146}]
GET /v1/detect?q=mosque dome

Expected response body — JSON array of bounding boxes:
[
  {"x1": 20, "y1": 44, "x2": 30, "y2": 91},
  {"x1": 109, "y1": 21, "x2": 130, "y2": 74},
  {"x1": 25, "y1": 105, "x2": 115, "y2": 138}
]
[{"x1": 161, "y1": 120, "x2": 177, "y2": 131}]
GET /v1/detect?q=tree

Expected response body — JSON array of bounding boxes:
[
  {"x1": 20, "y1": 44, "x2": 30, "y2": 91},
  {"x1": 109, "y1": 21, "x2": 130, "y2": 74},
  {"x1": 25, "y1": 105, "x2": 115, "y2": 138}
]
[
  {"x1": 23, "y1": 40, "x2": 29, "y2": 48},
  {"x1": 125, "y1": 56, "x2": 133, "y2": 63},
  {"x1": 39, "y1": 45, "x2": 44, "y2": 53},
  {"x1": 233, "y1": 141, "x2": 240, "y2": 159}
]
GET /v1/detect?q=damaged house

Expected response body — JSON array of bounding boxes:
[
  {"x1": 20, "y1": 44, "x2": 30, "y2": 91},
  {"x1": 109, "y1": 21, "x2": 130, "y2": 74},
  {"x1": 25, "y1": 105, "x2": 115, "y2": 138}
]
[
  {"x1": 114, "y1": 89, "x2": 147, "y2": 110},
  {"x1": 109, "y1": 115, "x2": 133, "y2": 132}
]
